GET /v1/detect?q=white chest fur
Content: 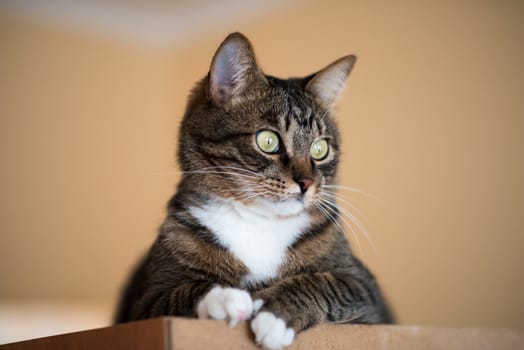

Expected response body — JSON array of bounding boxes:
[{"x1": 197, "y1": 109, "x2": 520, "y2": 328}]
[{"x1": 190, "y1": 198, "x2": 310, "y2": 284}]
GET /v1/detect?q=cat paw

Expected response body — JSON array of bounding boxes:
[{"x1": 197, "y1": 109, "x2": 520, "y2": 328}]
[
  {"x1": 197, "y1": 286, "x2": 255, "y2": 327},
  {"x1": 251, "y1": 311, "x2": 295, "y2": 350}
]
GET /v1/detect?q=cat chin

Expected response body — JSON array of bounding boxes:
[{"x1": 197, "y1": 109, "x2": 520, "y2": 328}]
[{"x1": 251, "y1": 198, "x2": 307, "y2": 219}]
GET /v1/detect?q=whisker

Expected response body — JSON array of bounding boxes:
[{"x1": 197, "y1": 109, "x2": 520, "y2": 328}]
[
  {"x1": 321, "y1": 185, "x2": 376, "y2": 199},
  {"x1": 316, "y1": 199, "x2": 363, "y2": 254},
  {"x1": 151, "y1": 170, "x2": 181, "y2": 176},
  {"x1": 314, "y1": 202, "x2": 347, "y2": 241},
  {"x1": 195, "y1": 165, "x2": 264, "y2": 178},
  {"x1": 182, "y1": 170, "x2": 262, "y2": 181},
  {"x1": 321, "y1": 197, "x2": 377, "y2": 254},
  {"x1": 234, "y1": 190, "x2": 271, "y2": 202},
  {"x1": 321, "y1": 191, "x2": 367, "y2": 221}
]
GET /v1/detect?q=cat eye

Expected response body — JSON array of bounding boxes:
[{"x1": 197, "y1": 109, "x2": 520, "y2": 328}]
[
  {"x1": 310, "y1": 139, "x2": 329, "y2": 160},
  {"x1": 256, "y1": 130, "x2": 280, "y2": 154}
]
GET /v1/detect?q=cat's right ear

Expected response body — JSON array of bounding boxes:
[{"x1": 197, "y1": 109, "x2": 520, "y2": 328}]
[
  {"x1": 305, "y1": 55, "x2": 357, "y2": 111},
  {"x1": 208, "y1": 32, "x2": 263, "y2": 107}
]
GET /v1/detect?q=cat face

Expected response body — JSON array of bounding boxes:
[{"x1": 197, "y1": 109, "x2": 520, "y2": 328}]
[{"x1": 178, "y1": 33, "x2": 355, "y2": 218}]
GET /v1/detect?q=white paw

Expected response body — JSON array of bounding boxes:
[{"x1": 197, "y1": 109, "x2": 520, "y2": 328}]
[
  {"x1": 251, "y1": 311, "x2": 295, "y2": 350},
  {"x1": 197, "y1": 286, "x2": 255, "y2": 327}
]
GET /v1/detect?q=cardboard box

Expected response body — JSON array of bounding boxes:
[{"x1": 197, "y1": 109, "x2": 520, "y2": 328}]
[{"x1": 1, "y1": 317, "x2": 523, "y2": 350}]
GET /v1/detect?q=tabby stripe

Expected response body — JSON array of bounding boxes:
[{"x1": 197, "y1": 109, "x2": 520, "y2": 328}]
[
  {"x1": 302, "y1": 276, "x2": 326, "y2": 311},
  {"x1": 332, "y1": 279, "x2": 356, "y2": 306},
  {"x1": 285, "y1": 284, "x2": 309, "y2": 310},
  {"x1": 318, "y1": 161, "x2": 337, "y2": 177},
  {"x1": 302, "y1": 316, "x2": 318, "y2": 331},
  {"x1": 172, "y1": 213, "x2": 222, "y2": 248},
  {"x1": 354, "y1": 277, "x2": 375, "y2": 303},
  {"x1": 306, "y1": 108, "x2": 314, "y2": 129},
  {"x1": 324, "y1": 276, "x2": 345, "y2": 307},
  {"x1": 150, "y1": 295, "x2": 166, "y2": 318},
  {"x1": 337, "y1": 278, "x2": 357, "y2": 303},
  {"x1": 315, "y1": 119, "x2": 323, "y2": 135},
  {"x1": 320, "y1": 286, "x2": 335, "y2": 312},
  {"x1": 297, "y1": 279, "x2": 319, "y2": 308},
  {"x1": 143, "y1": 291, "x2": 165, "y2": 319},
  {"x1": 177, "y1": 287, "x2": 190, "y2": 314},
  {"x1": 197, "y1": 132, "x2": 253, "y2": 144},
  {"x1": 260, "y1": 109, "x2": 280, "y2": 124},
  {"x1": 163, "y1": 292, "x2": 173, "y2": 316},
  {"x1": 189, "y1": 283, "x2": 211, "y2": 311},
  {"x1": 197, "y1": 148, "x2": 242, "y2": 167},
  {"x1": 350, "y1": 279, "x2": 368, "y2": 303},
  {"x1": 284, "y1": 108, "x2": 292, "y2": 131}
]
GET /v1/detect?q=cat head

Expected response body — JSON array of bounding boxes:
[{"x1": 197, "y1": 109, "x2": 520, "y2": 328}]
[{"x1": 179, "y1": 32, "x2": 355, "y2": 218}]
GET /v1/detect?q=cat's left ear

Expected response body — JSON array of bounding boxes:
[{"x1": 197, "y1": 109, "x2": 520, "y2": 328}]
[{"x1": 305, "y1": 55, "x2": 356, "y2": 110}]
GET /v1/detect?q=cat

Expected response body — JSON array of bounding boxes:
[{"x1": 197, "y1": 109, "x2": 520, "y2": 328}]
[{"x1": 115, "y1": 32, "x2": 392, "y2": 349}]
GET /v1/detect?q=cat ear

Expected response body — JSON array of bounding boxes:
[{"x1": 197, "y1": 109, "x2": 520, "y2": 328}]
[
  {"x1": 305, "y1": 55, "x2": 357, "y2": 110},
  {"x1": 208, "y1": 32, "x2": 263, "y2": 107}
]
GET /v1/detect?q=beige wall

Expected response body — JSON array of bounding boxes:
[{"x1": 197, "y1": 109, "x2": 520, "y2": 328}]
[{"x1": 1, "y1": 0, "x2": 523, "y2": 336}]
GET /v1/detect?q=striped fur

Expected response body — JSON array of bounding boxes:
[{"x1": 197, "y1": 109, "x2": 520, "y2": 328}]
[{"x1": 115, "y1": 33, "x2": 392, "y2": 347}]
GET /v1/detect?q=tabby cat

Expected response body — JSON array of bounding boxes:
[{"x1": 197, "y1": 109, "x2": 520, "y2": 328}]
[{"x1": 115, "y1": 32, "x2": 392, "y2": 349}]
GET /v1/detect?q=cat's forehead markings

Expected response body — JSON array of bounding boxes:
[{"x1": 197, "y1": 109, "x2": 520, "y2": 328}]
[
  {"x1": 304, "y1": 106, "x2": 314, "y2": 129},
  {"x1": 283, "y1": 117, "x2": 298, "y2": 157},
  {"x1": 291, "y1": 105, "x2": 302, "y2": 118},
  {"x1": 278, "y1": 111, "x2": 288, "y2": 133},
  {"x1": 315, "y1": 117, "x2": 324, "y2": 135},
  {"x1": 278, "y1": 104, "x2": 322, "y2": 157}
]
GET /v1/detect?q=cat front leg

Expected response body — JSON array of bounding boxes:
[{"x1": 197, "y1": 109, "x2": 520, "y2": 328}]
[
  {"x1": 250, "y1": 271, "x2": 387, "y2": 349},
  {"x1": 197, "y1": 286, "x2": 264, "y2": 326},
  {"x1": 130, "y1": 281, "x2": 216, "y2": 320},
  {"x1": 131, "y1": 281, "x2": 262, "y2": 326}
]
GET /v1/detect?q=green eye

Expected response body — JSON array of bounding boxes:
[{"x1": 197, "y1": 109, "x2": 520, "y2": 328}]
[
  {"x1": 310, "y1": 139, "x2": 329, "y2": 160},
  {"x1": 256, "y1": 130, "x2": 280, "y2": 154}
]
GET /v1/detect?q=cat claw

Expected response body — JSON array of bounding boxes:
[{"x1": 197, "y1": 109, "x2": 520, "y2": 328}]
[{"x1": 197, "y1": 286, "x2": 255, "y2": 327}]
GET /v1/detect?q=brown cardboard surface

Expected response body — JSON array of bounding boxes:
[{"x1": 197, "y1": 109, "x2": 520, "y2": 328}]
[
  {"x1": 167, "y1": 318, "x2": 524, "y2": 350},
  {"x1": 2, "y1": 317, "x2": 522, "y2": 350},
  {"x1": 5, "y1": 317, "x2": 524, "y2": 350},
  {"x1": 0, "y1": 318, "x2": 168, "y2": 350}
]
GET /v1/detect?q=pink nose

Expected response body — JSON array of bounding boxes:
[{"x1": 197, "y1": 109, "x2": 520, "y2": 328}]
[{"x1": 295, "y1": 177, "x2": 313, "y2": 194}]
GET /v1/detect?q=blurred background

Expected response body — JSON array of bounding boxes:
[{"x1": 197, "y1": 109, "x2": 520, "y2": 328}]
[{"x1": 1, "y1": 0, "x2": 523, "y2": 344}]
